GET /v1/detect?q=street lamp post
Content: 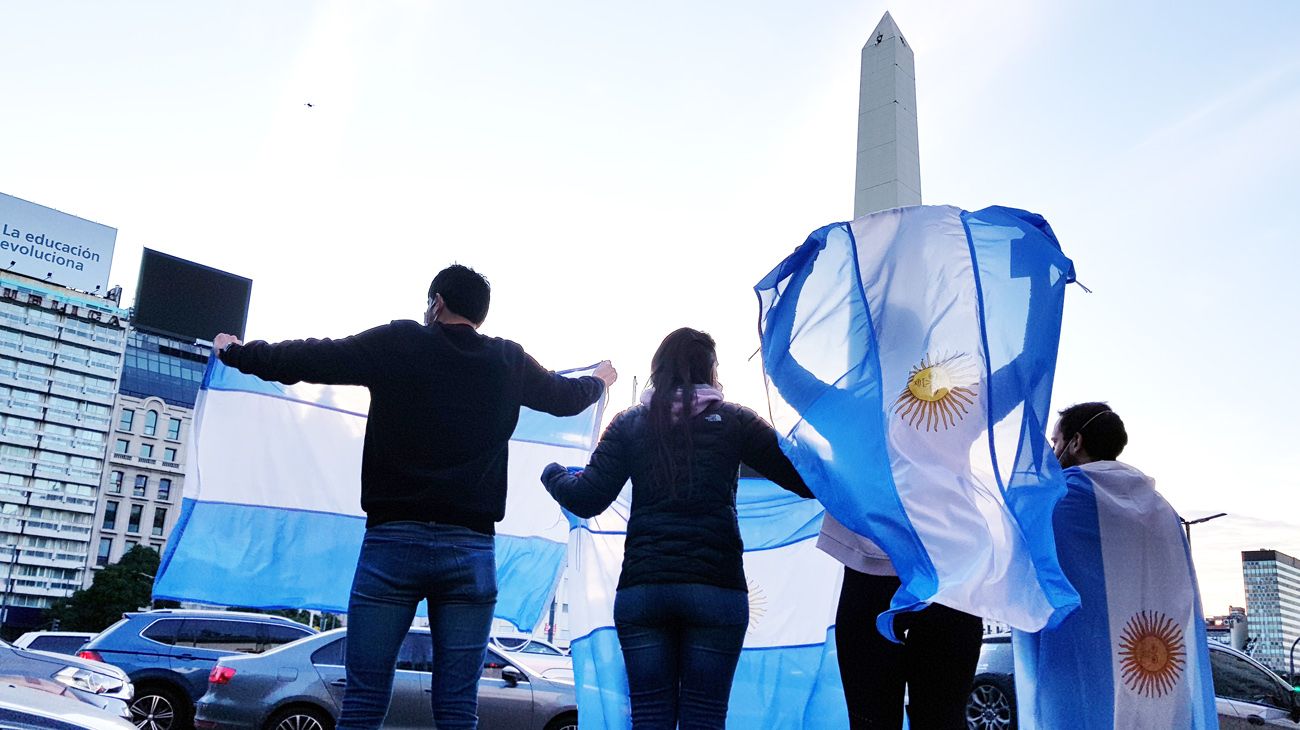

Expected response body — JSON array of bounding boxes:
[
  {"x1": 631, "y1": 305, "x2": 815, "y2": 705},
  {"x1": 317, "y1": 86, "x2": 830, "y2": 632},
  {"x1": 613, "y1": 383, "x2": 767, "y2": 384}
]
[
  {"x1": 1180, "y1": 512, "x2": 1227, "y2": 545},
  {"x1": 1290, "y1": 636, "x2": 1299, "y2": 689},
  {"x1": 0, "y1": 490, "x2": 32, "y2": 637},
  {"x1": 0, "y1": 547, "x2": 17, "y2": 634}
]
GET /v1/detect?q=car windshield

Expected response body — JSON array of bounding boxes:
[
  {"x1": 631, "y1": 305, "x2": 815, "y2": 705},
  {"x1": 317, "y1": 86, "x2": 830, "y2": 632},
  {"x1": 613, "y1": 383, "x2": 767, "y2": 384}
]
[
  {"x1": 976, "y1": 638, "x2": 1013, "y2": 673},
  {"x1": 519, "y1": 642, "x2": 563, "y2": 656},
  {"x1": 1210, "y1": 647, "x2": 1293, "y2": 709}
]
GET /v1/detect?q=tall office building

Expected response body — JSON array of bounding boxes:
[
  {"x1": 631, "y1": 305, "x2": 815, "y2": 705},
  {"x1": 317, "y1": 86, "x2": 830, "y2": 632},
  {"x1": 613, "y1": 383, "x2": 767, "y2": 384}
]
[
  {"x1": 85, "y1": 331, "x2": 206, "y2": 578},
  {"x1": 0, "y1": 270, "x2": 128, "y2": 629},
  {"x1": 1243, "y1": 549, "x2": 1300, "y2": 673},
  {"x1": 85, "y1": 249, "x2": 249, "y2": 584}
]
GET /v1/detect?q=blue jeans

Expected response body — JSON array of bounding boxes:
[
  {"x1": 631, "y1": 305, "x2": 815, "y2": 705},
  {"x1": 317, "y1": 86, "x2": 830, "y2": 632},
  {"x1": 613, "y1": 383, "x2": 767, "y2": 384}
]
[
  {"x1": 337, "y1": 521, "x2": 497, "y2": 730},
  {"x1": 614, "y1": 583, "x2": 749, "y2": 730}
]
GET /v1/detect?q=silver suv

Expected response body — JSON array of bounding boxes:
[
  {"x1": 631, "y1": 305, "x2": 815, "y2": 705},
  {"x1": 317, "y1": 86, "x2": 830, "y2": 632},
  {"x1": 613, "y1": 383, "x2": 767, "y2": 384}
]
[{"x1": 195, "y1": 627, "x2": 577, "y2": 730}]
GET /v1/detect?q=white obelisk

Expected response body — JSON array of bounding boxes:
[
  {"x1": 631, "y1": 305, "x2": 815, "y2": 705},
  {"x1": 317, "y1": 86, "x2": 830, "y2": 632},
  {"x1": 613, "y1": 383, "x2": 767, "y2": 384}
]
[{"x1": 854, "y1": 12, "x2": 921, "y2": 217}]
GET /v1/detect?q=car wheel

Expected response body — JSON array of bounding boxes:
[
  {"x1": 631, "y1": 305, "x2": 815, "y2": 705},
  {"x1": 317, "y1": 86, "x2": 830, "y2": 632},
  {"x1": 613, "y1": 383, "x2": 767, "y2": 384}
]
[
  {"x1": 265, "y1": 706, "x2": 335, "y2": 730},
  {"x1": 130, "y1": 684, "x2": 191, "y2": 730},
  {"x1": 966, "y1": 680, "x2": 1016, "y2": 730},
  {"x1": 543, "y1": 711, "x2": 578, "y2": 730}
]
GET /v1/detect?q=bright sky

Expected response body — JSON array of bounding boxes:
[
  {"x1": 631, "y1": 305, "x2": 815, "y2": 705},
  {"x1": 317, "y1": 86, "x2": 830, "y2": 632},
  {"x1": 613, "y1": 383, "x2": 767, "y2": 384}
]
[{"x1": 3, "y1": 1, "x2": 1297, "y2": 613}]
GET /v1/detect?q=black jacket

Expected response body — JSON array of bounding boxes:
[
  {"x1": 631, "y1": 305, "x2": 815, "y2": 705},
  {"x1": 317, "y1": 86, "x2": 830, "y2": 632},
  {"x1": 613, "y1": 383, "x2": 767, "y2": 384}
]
[
  {"x1": 542, "y1": 401, "x2": 813, "y2": 592},
  {"x1": 219, "y1": 320, "x2": 604, "y2": 533}
]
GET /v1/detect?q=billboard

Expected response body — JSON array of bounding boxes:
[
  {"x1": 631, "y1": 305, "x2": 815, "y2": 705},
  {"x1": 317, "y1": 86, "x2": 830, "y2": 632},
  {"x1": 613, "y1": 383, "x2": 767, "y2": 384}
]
[
  {"x1": 133, "y1": 248, "x2": 252, "y2": 341},
  {"x1": 0, "y1": 192, "x2": 116, "y2": 293}
]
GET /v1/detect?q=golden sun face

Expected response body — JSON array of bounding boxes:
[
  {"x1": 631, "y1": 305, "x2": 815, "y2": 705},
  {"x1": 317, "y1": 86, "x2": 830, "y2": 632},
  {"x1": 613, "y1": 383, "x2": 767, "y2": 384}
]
[
  {"x1": 1118, "y1": 611, "x2": 1187, "y2": 698},
  {"x1": 894, "y1": 353, "x2": 978, "y2": 431}
]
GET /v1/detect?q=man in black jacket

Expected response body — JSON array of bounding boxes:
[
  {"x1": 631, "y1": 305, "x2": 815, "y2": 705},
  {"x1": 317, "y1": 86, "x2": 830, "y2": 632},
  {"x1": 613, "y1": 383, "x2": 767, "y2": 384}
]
[{"x1": 214, "y1": 264, "x2": 615, "y2": 730}]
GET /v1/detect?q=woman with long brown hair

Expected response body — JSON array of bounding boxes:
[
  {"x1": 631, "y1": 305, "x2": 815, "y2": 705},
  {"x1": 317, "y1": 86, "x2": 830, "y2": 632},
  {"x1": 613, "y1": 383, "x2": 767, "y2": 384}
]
[{"x1": 540, "y1": 327, "x2": 813, "y2": 729}]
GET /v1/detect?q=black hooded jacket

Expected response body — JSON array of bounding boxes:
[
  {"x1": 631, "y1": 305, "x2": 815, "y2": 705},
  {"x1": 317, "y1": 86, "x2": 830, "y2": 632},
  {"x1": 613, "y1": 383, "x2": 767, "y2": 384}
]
[{"x1": 542, "y1": 400, "x2": 813, "y2": 592}]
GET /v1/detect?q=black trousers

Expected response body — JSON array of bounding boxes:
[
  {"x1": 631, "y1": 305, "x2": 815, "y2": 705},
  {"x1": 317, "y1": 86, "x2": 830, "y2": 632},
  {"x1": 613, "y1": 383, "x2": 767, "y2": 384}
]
[{"x1": 835, "y1": 568, "x2": 984, "y2": 730}]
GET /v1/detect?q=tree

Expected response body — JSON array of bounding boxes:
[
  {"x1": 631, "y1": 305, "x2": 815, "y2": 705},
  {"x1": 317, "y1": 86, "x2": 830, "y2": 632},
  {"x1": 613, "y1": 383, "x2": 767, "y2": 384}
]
[{"x1": 47, "y1": 546, "x2": 167, "y2": 633}]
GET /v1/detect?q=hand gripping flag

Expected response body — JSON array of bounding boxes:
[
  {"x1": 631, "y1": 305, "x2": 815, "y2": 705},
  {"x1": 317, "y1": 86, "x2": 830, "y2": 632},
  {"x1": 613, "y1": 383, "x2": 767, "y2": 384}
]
[
  {"x1": 565, "y1": 476, "x2": 849, "y2": 730},
  {"x1": 755, "y1": 204, "x2": 1079, "y2": 637},
  {"x1": 153, "y1": 359, "x2": 605, "y2": 633},
  {"x1": 1012, "y1": 462, "x2": 1219, "y2": 729}
]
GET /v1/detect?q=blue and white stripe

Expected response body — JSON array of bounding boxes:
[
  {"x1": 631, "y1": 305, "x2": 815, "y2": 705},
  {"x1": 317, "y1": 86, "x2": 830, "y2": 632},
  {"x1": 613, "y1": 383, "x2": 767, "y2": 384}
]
[
  {"x1": 566, "y1": 478, "x2": 848, "y2": 729},
  {"x1": 756, "y1": 205, "x2": 1080, "y2": 637},
  {"x1": 154, "y1": 359, "x2": 604, "y2": 632},
  {"x1": 1012, "y1": 462, "x2": 1218, "y2": 729}
]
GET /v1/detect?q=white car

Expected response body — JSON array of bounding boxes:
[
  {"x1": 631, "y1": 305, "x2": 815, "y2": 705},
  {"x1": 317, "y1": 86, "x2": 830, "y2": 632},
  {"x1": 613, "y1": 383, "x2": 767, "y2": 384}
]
[
  {"x1": 12, "y1": 631, "x2": 96, "y2": 656},
  {"x1": 1212, "y1": 644, "x2": 1300, "y2": 728},
  {"x1": 493, "y1": 638, "x2": 574, "y2": 682},
  {"x1": 0, "y1": 639, "x2": 133, "y2": 719},
  {"x1": 967, "y1": 636, "x2": 1300, "y2": 729},
  {"x1": 0, "y1": 677, "x2": 135, "y2": 729}
]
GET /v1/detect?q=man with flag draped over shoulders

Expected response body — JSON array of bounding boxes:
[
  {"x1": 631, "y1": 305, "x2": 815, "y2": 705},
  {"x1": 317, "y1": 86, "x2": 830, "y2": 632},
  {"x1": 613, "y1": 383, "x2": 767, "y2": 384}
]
[{"x1": 1012, "y1": 402, "x2": 1218, "y2": 729}]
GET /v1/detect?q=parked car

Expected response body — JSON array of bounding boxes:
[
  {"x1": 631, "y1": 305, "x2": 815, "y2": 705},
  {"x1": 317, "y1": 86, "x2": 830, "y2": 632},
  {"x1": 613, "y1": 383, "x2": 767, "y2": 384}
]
[
  {"x1": 13, "y1": 631, "x2": 97, "y2": 656},
  {"x1": 0, "y1": 676, "x2": 135, "y2": 729},
  {"x1": 490, "y1": 636, "x2": 568, "y2": 656},
  {"x1": 194, "y1": 627, "x2": 578, "y2": 730},
  {"x1": 78, "y1": 609, "x2": 316, "y2": 730},
  {"x1": 493, "y1": 638, "x2": 573, "y2": 682},
  {"x1": 0, "y1": 637, "x2": 132, "y2": 719},
  {"x1": 1212, "y1": 643, "x2": 1300, "y2": 728},
  {"x1": 966, "y1": 634, "x2": 1016, "y2": 730},
  {"x1": 966, "y1": 635, "x2": 1300, "y2": 729}
]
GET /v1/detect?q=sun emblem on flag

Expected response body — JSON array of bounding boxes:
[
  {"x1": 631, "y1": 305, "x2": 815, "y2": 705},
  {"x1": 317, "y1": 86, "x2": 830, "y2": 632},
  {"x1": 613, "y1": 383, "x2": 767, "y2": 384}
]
[
  {"x1": 893, "y1": 353, "x2": 978, "y2": 431},
  {"x1": 746, "y1": 579, "x2": 768, "y2": 634},
  {"x1": 1118, "y1": 611, "x2": 1187, "y2": 698}
]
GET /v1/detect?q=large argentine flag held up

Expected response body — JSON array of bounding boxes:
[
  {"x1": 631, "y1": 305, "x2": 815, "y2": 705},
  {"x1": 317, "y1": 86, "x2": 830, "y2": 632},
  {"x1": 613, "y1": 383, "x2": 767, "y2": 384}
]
[
  {"x1": 756, "y1": 205, "x2": 1079, "y2": 636},
  {"x1": 1012, "y1": 462, "x2": 1219, "y2": 729},
  {"x1": 566, "y1": 476, "x2": 848, "y2": 730},
  {"x1": 154, "y1": 359, "x2": 605, "y2": 633}
]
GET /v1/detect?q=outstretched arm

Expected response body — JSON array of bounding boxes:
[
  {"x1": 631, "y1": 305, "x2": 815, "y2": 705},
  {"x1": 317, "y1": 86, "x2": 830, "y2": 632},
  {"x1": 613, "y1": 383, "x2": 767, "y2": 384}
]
[
  {"x1": 216, "y1": 325, "x2": 390, "y2": 386},
  {"x1": 761, "y1": 234, "x2": 833, "y2": 416},
  {"x1": 737, "y1": 409, "x2": 814, "y2": 499},
  {"x1": 987, "y1": 247, "x2": 1057, "y2": 425},
  {"x1": 520, "y1": 352, "x2": 613, "y2": 417},
  {"x1": 541, "y1": 415, "x2": 632, "y2": 518}
]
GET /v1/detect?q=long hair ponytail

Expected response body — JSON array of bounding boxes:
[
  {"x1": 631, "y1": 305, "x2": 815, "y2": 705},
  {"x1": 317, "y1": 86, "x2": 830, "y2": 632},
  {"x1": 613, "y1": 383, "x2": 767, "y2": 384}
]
[{"x1": 647, "y1": 328, "x2": 719, "y2": 495}]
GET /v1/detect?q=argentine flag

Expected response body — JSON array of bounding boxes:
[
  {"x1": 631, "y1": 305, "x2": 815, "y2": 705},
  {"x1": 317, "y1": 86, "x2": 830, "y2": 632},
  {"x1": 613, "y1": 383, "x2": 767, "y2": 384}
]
[
  {"x1": 756, "y1": 204, "x2": 1079, "y2": 636},
  {"x1": 153, "y1": 359, "x2": 605, "y2": 633},
  {"x1": 1012, "y1": 462, "x2": 1218, "y2": 729},
  {"x1": 566, "y1": 475, "x2": 848, "y2": 729}
]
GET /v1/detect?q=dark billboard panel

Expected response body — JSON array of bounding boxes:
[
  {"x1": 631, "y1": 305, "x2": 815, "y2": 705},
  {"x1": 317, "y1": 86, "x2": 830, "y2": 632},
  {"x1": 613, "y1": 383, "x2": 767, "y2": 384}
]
[{"x1": 133, "y1": 248, "x2": 252, "y2": 341}]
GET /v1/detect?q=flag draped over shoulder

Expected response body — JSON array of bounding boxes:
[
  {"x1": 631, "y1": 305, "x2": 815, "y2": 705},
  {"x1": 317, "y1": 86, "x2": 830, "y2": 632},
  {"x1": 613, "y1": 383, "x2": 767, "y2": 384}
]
[
  {"x1": 153, "y1": 359, "x2": 605, "y2": 632},
  {"x1": 1012, "y1": 462, "x2": 1219, "y2": 729},
  {"x1": 567, "y1": 477, "x2": 847, "y2": 729},
  {"x1": 755, "y1": 204, "x2": 1079, "y2": 637}
]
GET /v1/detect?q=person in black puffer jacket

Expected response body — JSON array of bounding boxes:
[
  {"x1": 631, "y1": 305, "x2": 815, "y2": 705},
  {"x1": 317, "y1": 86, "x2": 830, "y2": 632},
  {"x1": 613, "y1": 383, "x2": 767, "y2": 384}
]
[{"x1": 540, "y1": 327, "x2": 813, "y2": 730}]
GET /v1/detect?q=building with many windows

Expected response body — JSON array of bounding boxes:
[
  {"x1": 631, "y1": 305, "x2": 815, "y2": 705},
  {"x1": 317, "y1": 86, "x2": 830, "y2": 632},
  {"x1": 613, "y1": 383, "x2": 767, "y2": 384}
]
[
  {"x1": 83, "y1": 247, "x2": 246, "y2": 587},
  {"x1": 1205, "y1": 605, "x2": 1249, "y2": 652},
  {"x1": 0, "y1": 270, "x2": 128, "y2": 630},
  {"x1": 85, "y1": 330, "x2": 205, "y2": 582},
  {"x1": 1243, "y1": 549, "x2": 1300, "y2": 674}
]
